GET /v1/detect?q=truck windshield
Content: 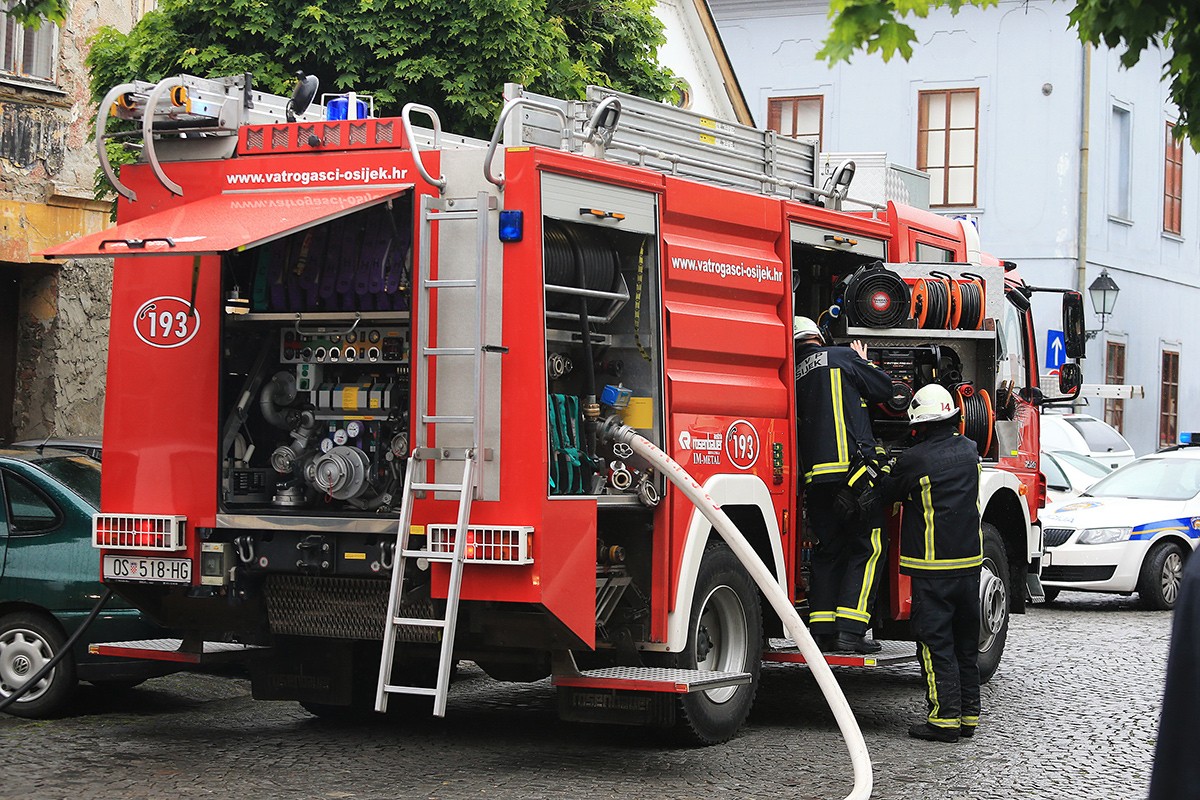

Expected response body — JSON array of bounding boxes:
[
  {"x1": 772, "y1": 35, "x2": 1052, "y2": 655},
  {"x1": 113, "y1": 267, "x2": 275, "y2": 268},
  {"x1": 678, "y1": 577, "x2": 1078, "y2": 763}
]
[
  {"x1": 38, "y1": 457, "x2": 101, "y2": 510},
  {"x1": 1086, "y1": 457, "x2": 1200, "y2": 501}
]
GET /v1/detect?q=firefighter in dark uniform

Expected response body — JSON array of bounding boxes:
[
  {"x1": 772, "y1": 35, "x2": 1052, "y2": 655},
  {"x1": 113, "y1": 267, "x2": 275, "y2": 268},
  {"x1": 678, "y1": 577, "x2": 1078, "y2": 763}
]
[
  {"x1": 1149, "y1": 549, "x2": 1200, "y2": 797},
  {"x1": 793, "y1": 315, "x2": 894, "y2": 654},
  {"x1": 880, "y1": 383, "x2": 982, "y2": 742}
]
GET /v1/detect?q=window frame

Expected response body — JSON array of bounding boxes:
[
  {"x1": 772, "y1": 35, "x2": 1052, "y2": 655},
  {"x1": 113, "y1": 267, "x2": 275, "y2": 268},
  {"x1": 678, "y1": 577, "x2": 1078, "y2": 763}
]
[
  {"x1": 0, "y1": 4, "x2": 58, "y2": 85},
  {"x1": 917, "y1": 88, "x2": 980, "y2": 209},
  {"x1": 1109, "y1": 104, "x2": 1132, "y2": 223},
  {"x1": 1104, "y1": 340, "x2": 1126, "y2": 433},
  {"x1": 1159, "y1": 347, "x2": 1180, "y2": 449},
  {"x1": 767, "y1": 94, "x2": 823, "y2": 151},
  {"x1": 0, "y1": 467, "x2": 63, "y2": 536},
  {"x1": 1164, "y1": 121, "x2": 1183, "y2": 236}
]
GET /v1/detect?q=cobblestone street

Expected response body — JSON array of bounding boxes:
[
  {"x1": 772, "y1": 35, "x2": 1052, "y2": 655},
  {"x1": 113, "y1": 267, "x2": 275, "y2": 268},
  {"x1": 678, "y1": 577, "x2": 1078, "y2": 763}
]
[{"x1": 0, "y1": 593, "x2": 1168, "y2": 800}]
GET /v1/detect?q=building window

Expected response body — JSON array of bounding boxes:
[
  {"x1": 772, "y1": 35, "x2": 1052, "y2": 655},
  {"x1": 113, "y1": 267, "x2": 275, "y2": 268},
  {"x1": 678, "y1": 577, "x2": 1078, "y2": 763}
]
[
  {"x1": 0, "y1": 3, "x2": 57, "y2": 83},
  {"x1": 768, "y1": 95, "x2": 823, "y2": 150},
  {"x1": 917, "y1": 88, "x2": 979, "y2": 208},
  {"x1": 1104, "y1": 341, "x2": 1126, "y2": 432},
  {"x1": 1160, "y1": 349, "x2": 1179, "y2": 449},
  {"x1": 1164, "y1": 121, "x2": 1183, "y2": 235},
  {"x1": 1110, "y1": 105, "x2": 1132, "y2": 220}
]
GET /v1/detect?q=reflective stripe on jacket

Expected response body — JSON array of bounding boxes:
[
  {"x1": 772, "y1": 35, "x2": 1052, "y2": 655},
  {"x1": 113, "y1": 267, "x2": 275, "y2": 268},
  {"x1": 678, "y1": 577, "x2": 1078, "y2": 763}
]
[
  {"x1": 881, "y1": 428, "x2": 983, "y2": 577},
  {"x1": 794, "y1": 343, "x2": 893, "y2": 485}
]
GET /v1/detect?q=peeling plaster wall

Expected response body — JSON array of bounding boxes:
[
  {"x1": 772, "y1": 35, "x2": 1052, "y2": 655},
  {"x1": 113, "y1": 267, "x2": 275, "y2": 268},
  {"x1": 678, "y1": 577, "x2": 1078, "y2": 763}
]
[{"x1": 4, "y1": 2, "x2": 139, "y2": 441}]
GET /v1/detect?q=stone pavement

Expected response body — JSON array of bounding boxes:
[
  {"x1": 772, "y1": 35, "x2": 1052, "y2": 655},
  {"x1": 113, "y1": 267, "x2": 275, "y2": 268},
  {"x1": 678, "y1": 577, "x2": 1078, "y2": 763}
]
[{"x1": 0, "y1": 592, "x2": 1168, "y2": 800}]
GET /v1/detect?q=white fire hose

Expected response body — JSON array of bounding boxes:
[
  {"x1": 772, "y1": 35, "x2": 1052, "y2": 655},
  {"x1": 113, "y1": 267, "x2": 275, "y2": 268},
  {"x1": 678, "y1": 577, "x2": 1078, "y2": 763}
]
[{"x1": 601, "y1": 417, "x2": 872, "y2": 800}]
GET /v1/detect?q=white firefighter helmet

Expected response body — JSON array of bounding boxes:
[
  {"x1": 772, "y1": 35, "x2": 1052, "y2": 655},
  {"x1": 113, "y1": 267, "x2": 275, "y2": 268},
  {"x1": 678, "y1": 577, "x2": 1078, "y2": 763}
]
[
  {"x1": 908, "y1": 384, "x2": 959, "y2": 424},
  {"x1": 793, "y1": 315, "x2": 821, "y2": 340}
]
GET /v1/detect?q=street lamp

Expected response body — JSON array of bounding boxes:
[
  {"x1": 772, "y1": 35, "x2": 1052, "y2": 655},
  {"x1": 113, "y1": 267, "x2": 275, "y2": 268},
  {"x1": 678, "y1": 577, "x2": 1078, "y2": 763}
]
[{"x1": 1085, "y1": 268, "x2": 1120, "y2": 340}]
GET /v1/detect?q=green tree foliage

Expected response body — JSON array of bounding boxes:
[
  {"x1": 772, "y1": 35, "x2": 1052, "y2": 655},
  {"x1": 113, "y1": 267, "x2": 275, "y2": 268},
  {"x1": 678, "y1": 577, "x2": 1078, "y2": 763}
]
[
  {"x1": 85, "y1": 0, "x2": 673, "y2": 140},
  {"x1": 819, "y1": 0, "x2": 1198, "y2": 146},
  {"x1": 3, "y1": 0, "x2": 68, "y2": 28}
]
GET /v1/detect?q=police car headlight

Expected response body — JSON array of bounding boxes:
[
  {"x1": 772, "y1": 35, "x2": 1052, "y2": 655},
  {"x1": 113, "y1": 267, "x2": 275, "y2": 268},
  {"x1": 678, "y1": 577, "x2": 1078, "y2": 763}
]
[{"x1": 1078, "y1": 527, "x2": 1132, "y2": 545}]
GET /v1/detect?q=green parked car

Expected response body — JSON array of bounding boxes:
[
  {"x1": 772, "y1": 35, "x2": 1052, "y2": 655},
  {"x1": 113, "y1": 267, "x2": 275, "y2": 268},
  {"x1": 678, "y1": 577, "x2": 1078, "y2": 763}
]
[{"x1": 0, "y1": 447, "x2": 177, "y2": 718}]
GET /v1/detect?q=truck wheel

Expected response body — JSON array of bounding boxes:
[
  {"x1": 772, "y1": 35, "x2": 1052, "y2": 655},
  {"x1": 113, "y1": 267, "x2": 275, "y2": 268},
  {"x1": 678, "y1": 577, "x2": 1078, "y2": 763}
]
[
  {"x1": 1137, "y1": 542, "x2": 1186, "y2": 610},
  {"x1": 977, "y1": 524, "x2": 1010, "y2": 684},
  {"x1": 0, "y1": 611, "x2": 77, "y2": 718},
  {"x1": 675, "y1": 543, "x2": 762, "y2": 745}
]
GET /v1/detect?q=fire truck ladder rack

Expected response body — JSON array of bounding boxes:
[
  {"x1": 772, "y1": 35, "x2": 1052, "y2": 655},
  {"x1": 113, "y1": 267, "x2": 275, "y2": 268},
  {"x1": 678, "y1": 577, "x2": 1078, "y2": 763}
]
[
  {"x1": 501, "y1": 83, "x2": 878, "y2": 212},
  {"x1": 375, "y1": 191, "x2": 496, "y2": 718},
  {"x1": 96, "y1": 73, "x2": 326, "y2": 202}
]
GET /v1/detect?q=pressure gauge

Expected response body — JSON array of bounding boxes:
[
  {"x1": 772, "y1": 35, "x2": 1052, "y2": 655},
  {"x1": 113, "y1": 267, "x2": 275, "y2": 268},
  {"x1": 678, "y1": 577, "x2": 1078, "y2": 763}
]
[
  {"x1": 333, "y1": 428, "x2": 349, "y2": 446},
  {"x1": 346, "y1": 421, "x2": 362, "y2": 438},
  {"x1": 320, "y1": 437, "x2": 335, "y2": 453}
]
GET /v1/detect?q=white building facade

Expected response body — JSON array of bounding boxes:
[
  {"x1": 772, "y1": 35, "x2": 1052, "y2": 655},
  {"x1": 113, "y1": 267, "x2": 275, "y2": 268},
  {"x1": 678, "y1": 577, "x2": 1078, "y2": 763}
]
[{"x1": 710, "y1": 0, "x2": 1198, "y2": 455}]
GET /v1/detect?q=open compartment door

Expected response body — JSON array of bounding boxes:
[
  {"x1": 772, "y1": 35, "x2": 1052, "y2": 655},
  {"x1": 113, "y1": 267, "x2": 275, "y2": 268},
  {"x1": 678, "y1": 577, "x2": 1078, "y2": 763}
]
[{"x1": 39, "y1": 186, "x2": 413, "y2": 259}]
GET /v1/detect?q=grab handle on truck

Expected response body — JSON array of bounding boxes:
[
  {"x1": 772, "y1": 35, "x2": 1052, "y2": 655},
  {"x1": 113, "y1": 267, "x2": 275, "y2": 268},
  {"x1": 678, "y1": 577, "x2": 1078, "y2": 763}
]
[
  {"x1": 484, "y1": 97, "x2": 569, "y2": 190},
  {"x1": 401, "y1": 103, "x2": 447, "y2": 193}
]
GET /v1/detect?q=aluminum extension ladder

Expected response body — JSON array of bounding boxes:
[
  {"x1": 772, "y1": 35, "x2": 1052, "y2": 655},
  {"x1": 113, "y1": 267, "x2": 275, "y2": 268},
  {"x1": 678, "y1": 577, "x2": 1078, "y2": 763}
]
[{"x1": 375, "y1": 191, "x2": 495, "y2": 717}]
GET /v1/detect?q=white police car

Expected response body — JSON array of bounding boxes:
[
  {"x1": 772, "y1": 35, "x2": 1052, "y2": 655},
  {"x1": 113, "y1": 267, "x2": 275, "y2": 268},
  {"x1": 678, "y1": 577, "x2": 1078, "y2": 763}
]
[{"x1": 1040, "y1": 436, "x2": 1200, "y2": 609}]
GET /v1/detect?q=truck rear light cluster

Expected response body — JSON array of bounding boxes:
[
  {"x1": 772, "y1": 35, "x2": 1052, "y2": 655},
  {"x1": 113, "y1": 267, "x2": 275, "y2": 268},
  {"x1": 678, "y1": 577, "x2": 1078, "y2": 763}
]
[
  {"x1": 93, "y1": 514, "x2": 187, "y2": 551},
  {"x1": 427, "y1": 525, "x2": 533, "y2": 565}
]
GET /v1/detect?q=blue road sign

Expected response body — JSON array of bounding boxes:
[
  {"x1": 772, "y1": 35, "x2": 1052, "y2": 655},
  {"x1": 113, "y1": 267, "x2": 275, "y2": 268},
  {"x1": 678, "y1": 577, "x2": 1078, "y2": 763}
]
[{"x1": 1045, "y1": 329, "x2": 1066, "y2": 370}]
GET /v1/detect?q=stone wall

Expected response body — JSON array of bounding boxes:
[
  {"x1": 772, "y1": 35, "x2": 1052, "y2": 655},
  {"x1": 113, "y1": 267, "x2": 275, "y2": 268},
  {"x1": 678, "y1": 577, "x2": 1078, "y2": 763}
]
[{"x1": 4, "y1": 1, "x2": 139, "y2": 441}]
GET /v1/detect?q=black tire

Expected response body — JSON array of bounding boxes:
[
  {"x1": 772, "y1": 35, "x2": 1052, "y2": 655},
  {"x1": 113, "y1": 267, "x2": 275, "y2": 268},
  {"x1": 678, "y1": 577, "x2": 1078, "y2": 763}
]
[
  {"x1": 0, "y1": 611, "x2": 77, "y2": 718},
  {"x1": 1042, "y1": 587, "x2": 1061, "y2": 604},
  {"x1": 977, "y1": 523, "x2": 1010, "y2": 684},
  {"x1": 674, "y1": 544, "x2": 762, "y2": 745},
  {"x1": 1137, "y1": 542, "x2": 1186, "y2": 610}
]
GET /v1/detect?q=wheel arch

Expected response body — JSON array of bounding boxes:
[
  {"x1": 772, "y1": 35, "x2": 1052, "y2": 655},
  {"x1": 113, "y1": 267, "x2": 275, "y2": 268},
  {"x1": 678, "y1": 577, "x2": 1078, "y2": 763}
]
[
  {"x1": 980, "y1": 474, "x2": 1030, "y2": 614},
  {"x1": 658, "y1": 474, "x2": 786, "y2": 653}
]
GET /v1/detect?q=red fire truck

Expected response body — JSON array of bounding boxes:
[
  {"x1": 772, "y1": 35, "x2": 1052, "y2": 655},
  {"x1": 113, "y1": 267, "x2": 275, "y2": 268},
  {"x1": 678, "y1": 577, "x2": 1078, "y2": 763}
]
[{"x1": 43, "y1": 74, "x2": 1084, "y2": 744}]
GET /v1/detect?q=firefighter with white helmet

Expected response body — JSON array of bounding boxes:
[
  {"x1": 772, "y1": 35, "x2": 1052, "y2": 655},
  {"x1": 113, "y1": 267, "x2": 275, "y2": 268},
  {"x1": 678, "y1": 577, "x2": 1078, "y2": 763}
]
[
  {"x1": 879, "y1": 382, "x2": 983, "y2": 742},
  {"x1": 793, "y1": 315, "x2": 894, "y2": 654}
]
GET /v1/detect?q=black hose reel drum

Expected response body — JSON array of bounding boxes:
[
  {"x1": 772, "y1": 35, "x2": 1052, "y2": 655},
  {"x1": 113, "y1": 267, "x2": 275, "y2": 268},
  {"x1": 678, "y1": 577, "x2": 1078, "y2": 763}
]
[{"x1": 834, "y1": 261, "x2": 912, "y2": 329}]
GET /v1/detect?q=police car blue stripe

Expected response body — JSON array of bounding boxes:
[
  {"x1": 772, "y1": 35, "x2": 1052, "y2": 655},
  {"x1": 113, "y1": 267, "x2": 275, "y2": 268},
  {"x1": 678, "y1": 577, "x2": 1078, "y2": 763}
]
[{"x1": 1128, "y1": 518, "x2": 1200, "y2": 541}]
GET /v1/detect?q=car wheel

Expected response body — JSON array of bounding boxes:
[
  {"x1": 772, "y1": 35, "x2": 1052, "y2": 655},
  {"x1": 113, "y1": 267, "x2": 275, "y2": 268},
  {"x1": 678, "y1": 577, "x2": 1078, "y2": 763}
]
[
  {"x1": 977, "y1": 523, "x2": 1010, "y2": 684},
  {"x1": 674, "y1": 543, "x2": 762, "y2": 745},
  {"x1": 0, "y1": 611, "x2": 77, "y2": 718},
  {"x1": 1137, "y1": 542, "x2": 1186, "y2": 610},
  {"x1": 1042, "y1": 587, "x2": 1060, "y2": 603}
]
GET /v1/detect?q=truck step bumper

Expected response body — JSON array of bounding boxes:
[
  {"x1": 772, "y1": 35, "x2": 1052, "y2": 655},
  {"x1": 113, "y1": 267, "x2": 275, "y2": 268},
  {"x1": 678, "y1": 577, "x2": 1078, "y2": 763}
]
[{"x1": 88, "y1": 638, "x2": 265, "y2": 664}]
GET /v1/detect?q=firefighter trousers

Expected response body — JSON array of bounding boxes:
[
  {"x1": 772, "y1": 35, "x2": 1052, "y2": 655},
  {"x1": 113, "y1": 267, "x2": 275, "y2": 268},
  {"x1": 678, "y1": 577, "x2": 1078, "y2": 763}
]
[
  {"x1": 911, "y1": 573, "x2": 981, "y2": 732},
  {"x1": 804, "y1": 482, "x2": 887, "y2": 637}
]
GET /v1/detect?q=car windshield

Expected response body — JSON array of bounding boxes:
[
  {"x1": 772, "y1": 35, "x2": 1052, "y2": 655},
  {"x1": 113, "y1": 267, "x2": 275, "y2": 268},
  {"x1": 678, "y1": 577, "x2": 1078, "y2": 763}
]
[
  {"x1": 37, "y1": 456, "x2": 101, "y2": 509},
  {"x1": 1042, "y1": 454, "x2": 1070, "y2": 490},
  {"x1": 1066, "y1": 417, "x2": 1130, "y2": 453},
  {"x1": 1086, "y1": 457, "x2": 1200, "y2": 501},
  {"x1": 1052, "y1": 450, "x2": 1113, "y2": 479}
]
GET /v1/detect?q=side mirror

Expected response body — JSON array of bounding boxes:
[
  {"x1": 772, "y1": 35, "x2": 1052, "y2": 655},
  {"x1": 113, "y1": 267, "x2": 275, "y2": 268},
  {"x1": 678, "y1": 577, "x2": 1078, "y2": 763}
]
[
  {"x1": 1058, "y1": 362, "x2": 1083, "y2": 398},
  {"x1": 1062, "y1": 291, "x2": 1086, "y2": 359}
]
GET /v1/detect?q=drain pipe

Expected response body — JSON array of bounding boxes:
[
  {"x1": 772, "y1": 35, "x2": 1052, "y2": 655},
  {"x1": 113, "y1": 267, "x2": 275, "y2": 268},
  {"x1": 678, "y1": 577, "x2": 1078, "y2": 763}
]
[{"x1": 600, "y1": 417, "x2": 872, "y2": 800}]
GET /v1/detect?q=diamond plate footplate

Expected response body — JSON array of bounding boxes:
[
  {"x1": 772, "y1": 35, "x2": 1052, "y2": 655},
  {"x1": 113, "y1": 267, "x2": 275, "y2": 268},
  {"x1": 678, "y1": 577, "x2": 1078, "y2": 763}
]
[
  {"x1": 763, "y1": 638, "x2": 917, "y2": 667},
  {"x1": 552, "y1": 666, "x2": 752, "y2": 694}
]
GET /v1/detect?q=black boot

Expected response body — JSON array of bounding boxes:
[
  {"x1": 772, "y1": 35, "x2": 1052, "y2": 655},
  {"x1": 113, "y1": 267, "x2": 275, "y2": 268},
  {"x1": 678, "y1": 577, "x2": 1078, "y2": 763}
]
[
  {"x1": 836, "y1": 632, "x2": 883, "y2": 654},
  {"x1": 908, "y1": 722, "x2": 960, "y2": 742},
  {"x1": 813, "y1": 633, "x2": 838, "y2": 653}
]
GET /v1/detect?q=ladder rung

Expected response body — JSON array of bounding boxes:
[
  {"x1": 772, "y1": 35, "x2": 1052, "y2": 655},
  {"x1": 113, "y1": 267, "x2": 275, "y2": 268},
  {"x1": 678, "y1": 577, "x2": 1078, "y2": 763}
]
[
  {"x1": 426, "y1": 279, "x2": 478, "y2": 289},
  {"x1": 411, "y1": 482, "x2": 464, "y2": 492},
  {"x1": 400, "y1": 549, "x2": 455, "y2": 561},
  {"x1": 421, "y1": 414, "x2": 476, "y2": 424},
  {"x1": 392, "y1": 616, "x2": 447, "y2": 628},
  {"x1": 423, "y1": 347, "x2": 474, "y2": 357},
  {"x1": 383, "y1": 685, "x2": 438, "y2": 696}
]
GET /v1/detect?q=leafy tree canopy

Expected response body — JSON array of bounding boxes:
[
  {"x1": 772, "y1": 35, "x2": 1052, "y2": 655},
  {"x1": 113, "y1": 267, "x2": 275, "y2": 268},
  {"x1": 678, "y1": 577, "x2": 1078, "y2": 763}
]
[
  {"x1": 3, "y1": 0, "x2": 67, "y2": 28},
  {"x1": 86, "y1": 0, "x2": 673, "y2": 139},
  {"x1": 818, "y1": 0, "x2": 1198, "y2": 146}
]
